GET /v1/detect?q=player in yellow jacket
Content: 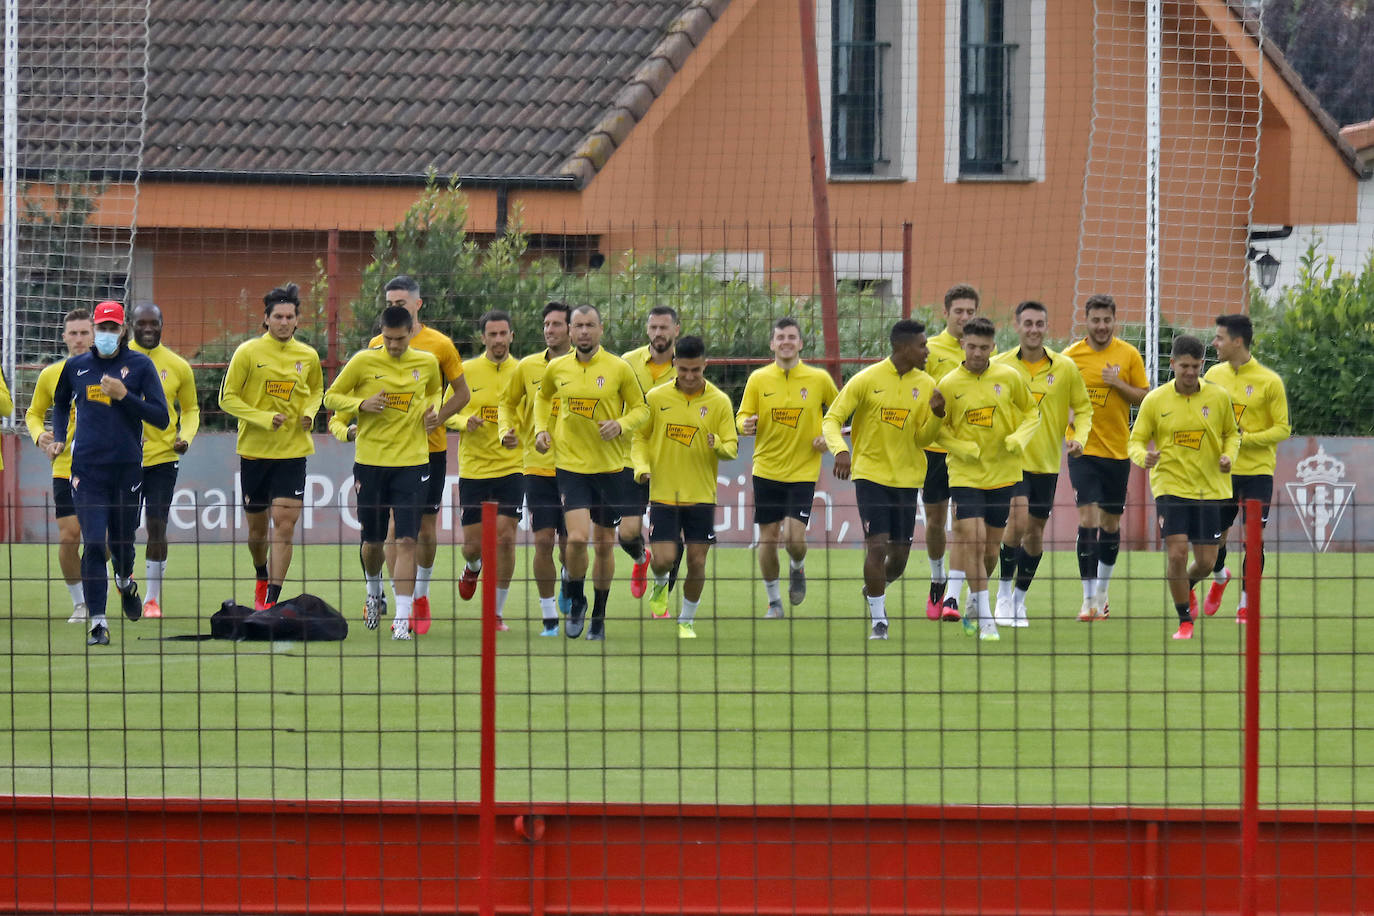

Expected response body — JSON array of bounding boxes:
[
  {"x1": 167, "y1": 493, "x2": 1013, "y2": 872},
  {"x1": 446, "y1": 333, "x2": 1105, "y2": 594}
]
[
  {"x1": 534, "y1": 304, "x2": 650, "y2": 641},
  {"x1": 631, "y1": 336, "x2": 738, "y2": 637},
  {"x1": 934, "y1": 317, "x2": 1041, "y2": 641},
  {"x1": 990, "y1": 302, "x2": 1093, "y2": 627},
  {"x1": 1201, "y1": 314, "x2": 1288, "y2": 621},
  {"x1": 218, "y1": 284, "x2": 324, "y2": 610},
  {"x1": 129, "y1": 303, "x2": 199, "y2": 619},
  {"x1": 498, "y1": 301, "x2": 573, "y2": 635},
  {"x1": 449, "y1": 310, "x2": 522, "y2": 629},
  {"x1": 822, "y1": 319, "x2": 945, "y2": 640},
  {"x1": 619, "y1": 305, "x2": 680, "y2": 598},
  {"x1": 1128, "y1": 335, "x2": 1239, "y2": 640},
  {"x1": 736, "y1": 317, "x2": 839, "y2": 618},
  {"x1": 26, "y1": 308, "x2": 94, "y2": 622}
]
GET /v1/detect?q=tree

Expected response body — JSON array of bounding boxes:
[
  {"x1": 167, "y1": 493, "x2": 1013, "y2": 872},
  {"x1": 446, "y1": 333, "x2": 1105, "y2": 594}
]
[{"x1": 1262, "y1": 0, "x2": 1374, "y2": 128}]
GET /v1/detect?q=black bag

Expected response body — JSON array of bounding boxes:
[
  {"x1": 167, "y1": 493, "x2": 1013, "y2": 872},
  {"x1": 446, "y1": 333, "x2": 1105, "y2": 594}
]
[{"x1": 171, "y1": 594, "x2": 349, "y2": 641}]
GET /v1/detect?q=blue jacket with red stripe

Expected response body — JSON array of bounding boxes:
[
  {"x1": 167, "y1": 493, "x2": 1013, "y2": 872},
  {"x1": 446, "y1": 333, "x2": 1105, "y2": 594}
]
[{"x1": 53, "y1": 344, "x2": 170, "y2": 468}]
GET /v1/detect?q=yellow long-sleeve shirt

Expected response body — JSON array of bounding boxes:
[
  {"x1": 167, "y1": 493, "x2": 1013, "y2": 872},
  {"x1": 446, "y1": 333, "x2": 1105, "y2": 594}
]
[
  {"x1": 369, "y1": 324, "x2": 463, "y2": 453},
  {"x1": 632, "y1": 381, "x2": 738, "y2": 505},
  {"x1": 992, "y1": 346, "x2": 1093, "y2": 475},
  {"x1": 26, "y1": 360, "x2": 76, "y2": 479},
  {"x1": 736, "y1": 361, "x2": 839, "y2": 483},
  {"x1": 451, "y1": 352, "x2": 523, "y2": 479},
  {"x1": 1064, "y1": 336, "x2": 1148, "y2": 460},
  {"x1": 1202, "y1": 357, "x2": 1289, "y2": 476},
  {"x1": 218, "y1": 333, "x2": 324, "y2": 459},
  {"x1": 935, "y1": 362, "x2": 1041, "y2": 489},
  {"x1": 498, "y1": 349, "x2": 564, "y2": 477},
  {"x1": 622, "y1": 344, "x2": 677, "y2": 395},
  {"x1": 131, "y1": 342, "x2": 199, "y2": 467},
  {"x1": 924, "y1": 329, "x2": 996, "y2": 456},
  {"x1": 1129, "y1": 380, "x2": 1239, "y2": 500},
  {"x1": 324, "y1": 346, "x2": 442, "y2": 467},
  {"x1": 0, "y1": 369, "x2": 11, "y2": 471},
  {"x1": 535, "y1": 347, "x2": 649, "y2": 474},
  {"x1": 821, "y1": 359, "x2": 943, "y2": 489}
]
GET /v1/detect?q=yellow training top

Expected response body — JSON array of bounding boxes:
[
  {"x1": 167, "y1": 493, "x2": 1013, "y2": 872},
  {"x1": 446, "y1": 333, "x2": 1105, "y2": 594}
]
[
  {"x1": 992, "y1": 346, "x2": 1093, "y2": 475},
  {"x1": 498, "y1": 349, "x2": 564, "y2": 477},
  {"x1": 26, "y1": 360, "x2": 76, "y2": 479},
  {"x1": 324, "y1": 346, "x2": 442, "y2": 467},
  {"x1": 1202, "y1": 357, "x2": 1290, "y2": 477},
  {"x1": 622, "y1": 344, "x2": 677, "y2": 395},
  {"x1": 534, "y1": 347, "x2": 649, "y2": 475},
  {"x1": 218, "y1": 333, "x2": 324, "y2": 459},
  {"x1": 1129, "y1": 380, "x2": 1239, "y2": 500},
  {"x1": 821, "y1": 359, "x2": 943, "y2": 489},
  {"x1": 369, "y1": 324, "x2": 463, "y2": 453},
  {"x1": 131, "y1": 342, "x2": 199, "y2": 467},
  {"x1": 935, "y1": 362, "x2": 1041, "y2": 489},
  {"x1": 924, "y1": 329, "x2": 996, "y2": 456},
  {"x1": 736, "y1": 361, "x2": 839, "y2": 483},
  {"x1": 451, "y1": 352, "x2": 523, "y2": 480},
  {"x1": 1063, "y1": 336, "x2": 1148, "y2": 460},
  {"x1": 0, "y1": 369, "x2": 10, "y2": 471},
  {"x1": 632, "y1": 380, "x2": 738, "y2": 505}
]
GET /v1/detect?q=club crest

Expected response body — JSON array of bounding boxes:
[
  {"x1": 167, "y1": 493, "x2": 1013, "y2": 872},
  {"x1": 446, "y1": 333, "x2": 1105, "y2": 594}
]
[
  {"x1": 596, "y1": 376, "x2": 605, "y2": 389},
  {"x1": 121, "y1": 366, "x2": 130, "y2": 378},
  {"x1": 296, "y1": 361, "x2": 303, "y2": 373},
  {"x1": 1201, "y1": 406, "x2": 1209, "y2": 418},
  {"x1": 800, "y1": 387, "x2": 808, "y2": 400}
]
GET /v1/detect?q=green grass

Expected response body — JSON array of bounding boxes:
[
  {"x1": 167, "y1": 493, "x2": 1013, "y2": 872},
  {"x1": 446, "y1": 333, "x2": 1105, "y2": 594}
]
[{"x1": 1, "y1": 543, "x2": 1371, "y2": 809}]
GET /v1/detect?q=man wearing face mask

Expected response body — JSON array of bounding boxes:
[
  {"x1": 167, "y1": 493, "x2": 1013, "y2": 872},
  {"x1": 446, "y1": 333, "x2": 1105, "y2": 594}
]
[
  {"x1": 129, "y1": 303, "x2": 199, "y2": 619},
  {"x1": 49, "y1": 301, "x2": 170, "y2": 647}
]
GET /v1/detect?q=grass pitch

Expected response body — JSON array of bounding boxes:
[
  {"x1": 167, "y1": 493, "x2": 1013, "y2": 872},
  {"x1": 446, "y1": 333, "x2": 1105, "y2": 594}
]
[{"x1": 1, "y1": 543, "x2": 1370, "y2": 809}]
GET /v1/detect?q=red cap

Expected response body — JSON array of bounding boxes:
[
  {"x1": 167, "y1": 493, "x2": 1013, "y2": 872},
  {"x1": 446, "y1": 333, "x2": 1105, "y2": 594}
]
[{"x1": 92, "y1": 301, "x2": 125, "y2": 325}]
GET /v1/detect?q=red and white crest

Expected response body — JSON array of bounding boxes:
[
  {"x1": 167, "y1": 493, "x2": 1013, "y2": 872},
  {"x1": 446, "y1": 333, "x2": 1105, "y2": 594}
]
[
  {"x1": 412, "y1": 369, "x2": 420, "y2": 381},
  {"x1": 295, "y1": 361, "x2": 303, "y2": 373},
  {"x1": 800, "y1": 387, "x2": 808, "y2": 400},
  {"x1": 699, "y1": 406, "x2": 708, "y2": 418},
  {"x1": 1047, "y1": 373, "x2": 1055, "y2": 385},
  {"x1": 1201, "y1": 406, "x2": 1210, "y2": 418},
  {"x1": 596, "y1": 376, "x2": 605, "y2": 389},
  {"x1": 1245, "y1": 385, "x2": 1253, "y2": 396},
  {"x1": 993, "y1": 383, "x2": 1002, "y2": 395},
  {"x1": 160, "y1": 369, "x2": 168, "y2": 381},
  {"x1": 120, "y1": 366, "x2": 130, "y2": 378},
  {"x1": 912, "y1": 388, "x2": 919, "y2": 399}
]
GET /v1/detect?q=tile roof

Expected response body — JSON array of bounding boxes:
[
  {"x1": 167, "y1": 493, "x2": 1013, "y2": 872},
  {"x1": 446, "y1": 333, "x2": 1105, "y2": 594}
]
[{"x1": 17, "y1": 0, "x2": 729, "y2": 186}]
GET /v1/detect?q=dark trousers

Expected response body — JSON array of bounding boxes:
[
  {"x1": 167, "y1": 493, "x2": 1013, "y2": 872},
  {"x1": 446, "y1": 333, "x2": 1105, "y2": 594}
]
[{"x1": 72, "y1": 462, "x2": 142, "y2": 617}]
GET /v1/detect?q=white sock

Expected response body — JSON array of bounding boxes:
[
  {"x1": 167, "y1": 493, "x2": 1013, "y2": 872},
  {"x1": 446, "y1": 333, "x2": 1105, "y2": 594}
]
[
  {"x1": 1082, "y1": 578, "x2": 1096, "y2": 600},
  {"x1": 495, "y1": 587, "x2": 510, "y2": 615},
  {"x1": 465, "y1": 558, "x2": 482, "y2": 573},
  {"x1": 679, "y1": 598, "x2": 699, "y2": 624},
  {"x1": 789, "y1": 557, "x2": 804, "y2": 571},
  {"x1": 539, "y1": 596, "x2": 558, "y2": 620},
  {"x1": 946, "y1": 569, "x2": 966, "y2": 607},
  {"x1": 636, "y1": 547, "x2": 649, "y2": 565},
  {"x1": 764, "y1": 579, "x2": 782, "y2": 604},
  {"x1": 1214, "y1": 565, "x2": 1230, "y2": 584},
  {"x1": 393, "y1": 594, "x2": 413, "y2": 623},
  {"x1": 930, "y1": 557, "x2": 945, "y2": 582},
  {"x1": 115, "y1": 575, "x2": 132, "y2": 590},
  {"x1": 415, "y1": 565, "x2": 432, "y2": 599},
  {"x1": 1096, "y1": 561, "x2": 1116, "y2": 596},
  {"x1": 1013, "y1": 587, "x2": 1028, "y2": 610},
  {"x1": 366, "y1": 573, "x2": 384, "y2": 598},
  {"x1": 1238, "y1": 589, "x2": 1248, "y2": 610},
  {"x1": 973, "y1": 589, "x2": 990, "y2": 620},
  {"x1": 145, "y1": 560, "x2": 165, "y2": 602},
  {"x1": 67, "y1": 582, "x2": 85, "y2": 608},
  {"x1": 90, "y1": 613, "x2": 107, "y2": 630},
  {"x1": 867, "y1": 592, "x2": 886, "y2": 623}
]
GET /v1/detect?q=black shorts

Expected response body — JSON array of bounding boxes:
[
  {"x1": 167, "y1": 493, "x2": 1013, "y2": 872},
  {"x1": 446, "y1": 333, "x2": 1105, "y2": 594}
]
[
  {"x1": 141, "y1": 460, "x2": 180, "y2": 526},
  {"x1": 1014, "y1": 472, "x2": 1059, "y2": 521},
  {"x1": 625, "y1": 472, "x2": 650, "y2": 517},
  {"x1": 854, "y1": 479, "x2": 921, "y2": 545},
  {"x1": 241, "y1": 457, "x2": 308, "y2": 513},
  {"x1": 524, "y1": 473, "x2": 566, "y2": 535},
  {"x1": 423, "y1": 450, "x2": 447, "y2": 515},
  {"x1": 52, "y1": 477, "x2": 76, "y2": 520},
  {"x1": 1068, "y1": 455, "x2": 1131, "y2": 516},
  {"x1": 951, "y1": 485, "x2": 1016, "y2": 529},
  {"x1": 355, "y1": 463, "x2": 427, "y2": 543},
  {"x1": 922, "y1": 450, "x2": 950, "y2": 504},
  {"x1": 458, "y1": 473, "x2": 524, "y2": 526},
  {"x1": 556, "y1": 468, "x2": 635, "y2": 529},
  {"x1": 1156, "y1": 495, "x2": 1224, "y2": 545},
  {"x1": 752, "y1": 476, "x2": 816, "y2": 527},
  {"x1": 649, "y1": 502, "x2": 717, "y2": 545},
  {"x1": 1220, "y1": 474, "x2": 1274, "y2": 531}
]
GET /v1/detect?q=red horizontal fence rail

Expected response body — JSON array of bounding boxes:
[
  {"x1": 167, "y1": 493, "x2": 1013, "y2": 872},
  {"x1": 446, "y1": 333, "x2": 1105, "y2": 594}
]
[{"x1": 4, "y1": 798, "x2": 1372, "y2": 916}]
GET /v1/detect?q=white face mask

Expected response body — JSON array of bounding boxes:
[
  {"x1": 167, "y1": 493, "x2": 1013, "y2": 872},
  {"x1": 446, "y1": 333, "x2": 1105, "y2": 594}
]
[{"x1": 94, "y1": 330, "x2": 121, "y2": 357}]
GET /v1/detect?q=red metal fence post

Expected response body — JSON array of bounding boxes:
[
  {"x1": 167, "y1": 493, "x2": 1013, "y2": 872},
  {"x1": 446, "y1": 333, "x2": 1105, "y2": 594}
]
[
  {"x1": 1241, "y1": 497, "x2": 1263, "y2": 916},
  {"x1": 479, "y1": 500, "x2": 498, "y2": 916}
]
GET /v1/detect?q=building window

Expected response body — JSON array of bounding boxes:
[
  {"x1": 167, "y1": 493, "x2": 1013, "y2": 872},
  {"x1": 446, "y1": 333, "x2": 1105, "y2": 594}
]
[
  {"x1": 946, "y1": 0, "x2": 1044, "y2": 181},
  {"x1": 831, "y1": 0, "x2": 890, "y2": 174}
]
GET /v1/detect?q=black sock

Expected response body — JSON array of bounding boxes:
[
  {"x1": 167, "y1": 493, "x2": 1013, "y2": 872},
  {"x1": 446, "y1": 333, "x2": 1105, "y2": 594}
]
[
  {"x1": 1213, "y1": 545, "x2": 1228, "y2": 574},
  {"x1": 255, "y1": 563, "x2": 269, "y2": 581},
  {"x1": 929, "y1": 580, "x2": 946, "y2": 602},
  {"x1": 998, "y1": 543, "x2": 1017, "y2": 581},
  {"x1": 1098, "y1": 528, "x2": 1121, "y2": 567},
  {"x1": 619, "y1": 535, "x2": 646, "y2": 563},
  {"x1": 592, "y1": 588, "x2": 610, "y2": 620},
  {"x1": 668, "y1": 541, "x2": 684, "y2": 590},
  {"x1": 567, "y1": 578, "x2": 586, "y2": 603},
  {"x1": 265, "y1": 584, "x2": 282, "y2": 604},
  {"x1": 1175, "y1": 602, "x2": 1191, "y2": 622},
  {"x1": 1076, "y1": 527, "x2": 1098, "y2": 581},
  {"x1": 1015, "y1": 550, "x2": 1043, "y2": 592}
]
